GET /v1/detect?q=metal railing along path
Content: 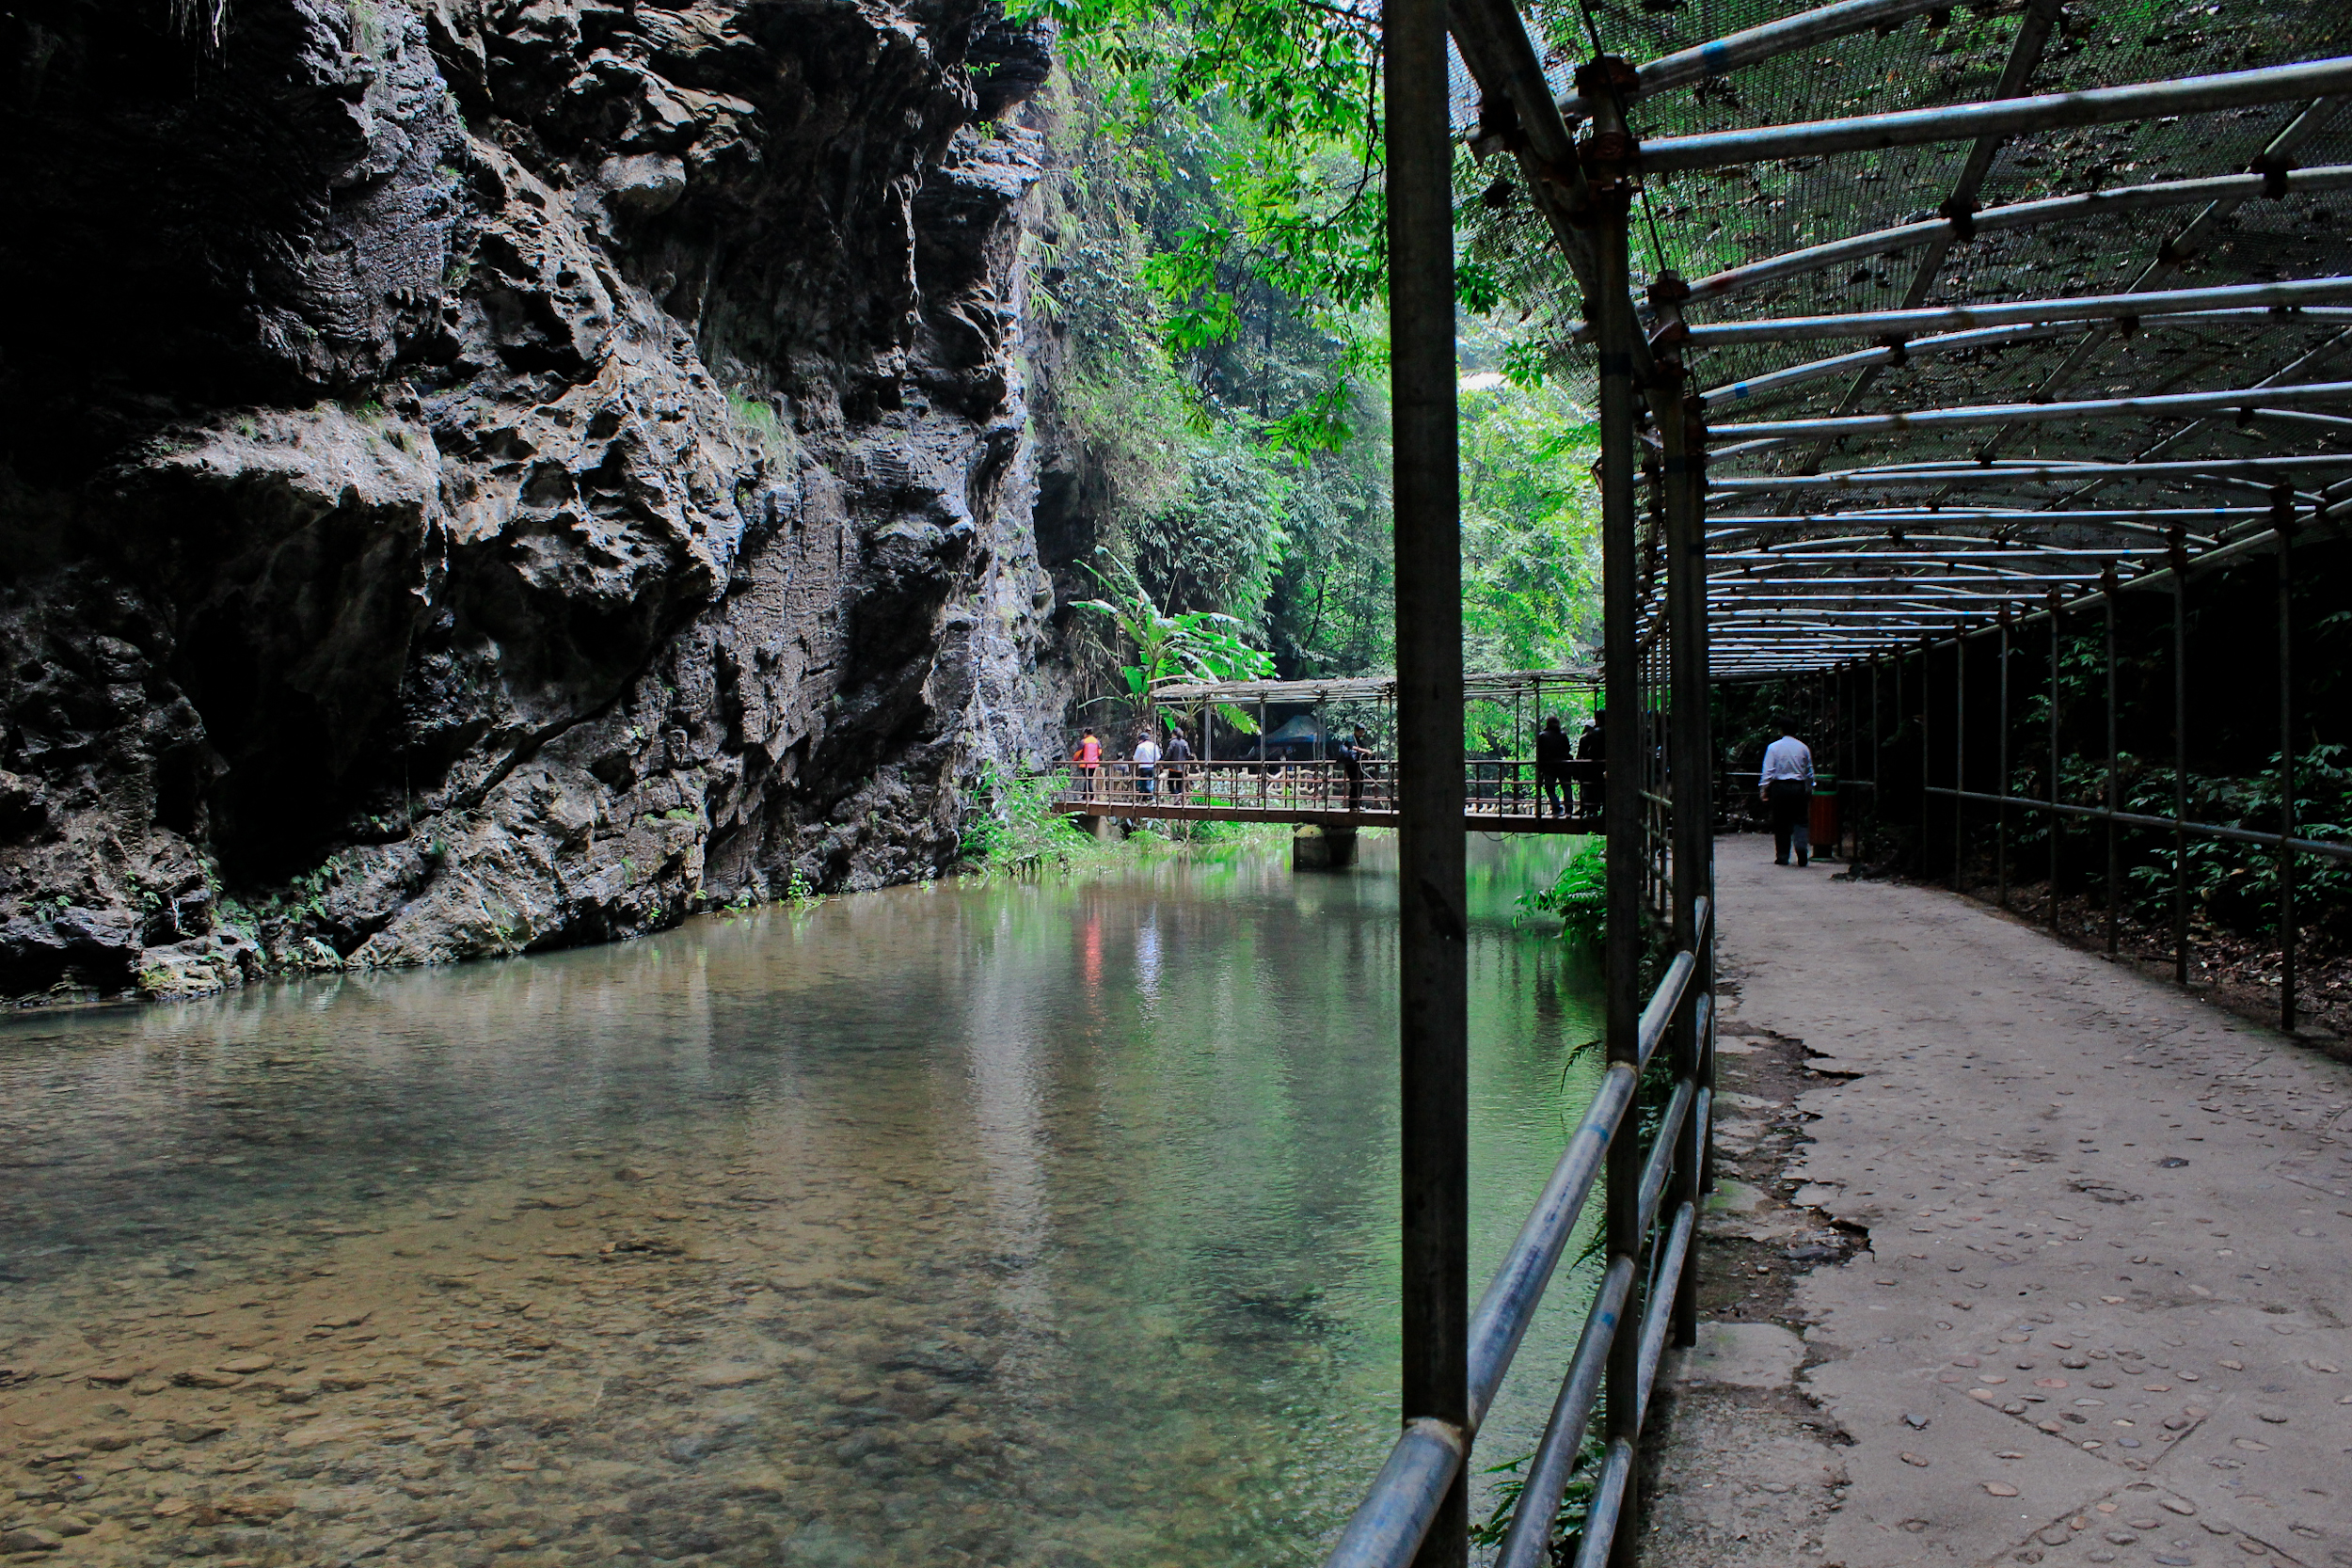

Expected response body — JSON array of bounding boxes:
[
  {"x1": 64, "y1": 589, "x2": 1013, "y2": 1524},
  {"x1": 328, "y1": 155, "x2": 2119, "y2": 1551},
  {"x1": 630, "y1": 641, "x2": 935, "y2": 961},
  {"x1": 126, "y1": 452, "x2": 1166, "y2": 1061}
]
[{"x1": 1323, "y1": 898, "x2": 1714, "y2": 1568}]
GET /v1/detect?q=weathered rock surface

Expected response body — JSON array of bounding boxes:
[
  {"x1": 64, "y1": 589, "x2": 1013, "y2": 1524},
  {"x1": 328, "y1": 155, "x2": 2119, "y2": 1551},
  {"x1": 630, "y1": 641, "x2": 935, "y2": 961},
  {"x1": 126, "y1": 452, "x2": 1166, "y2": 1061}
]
[{"x1": 0, "y1": 0, "x2": 1079, "y2": 1000}]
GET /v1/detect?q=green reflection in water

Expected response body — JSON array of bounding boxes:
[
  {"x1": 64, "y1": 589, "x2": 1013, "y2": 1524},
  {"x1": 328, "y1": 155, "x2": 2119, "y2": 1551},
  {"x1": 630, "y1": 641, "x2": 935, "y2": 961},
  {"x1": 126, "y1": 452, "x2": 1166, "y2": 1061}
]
[{"x1": 0, "y1": 834, "x2": 1602, "y2": 1566}]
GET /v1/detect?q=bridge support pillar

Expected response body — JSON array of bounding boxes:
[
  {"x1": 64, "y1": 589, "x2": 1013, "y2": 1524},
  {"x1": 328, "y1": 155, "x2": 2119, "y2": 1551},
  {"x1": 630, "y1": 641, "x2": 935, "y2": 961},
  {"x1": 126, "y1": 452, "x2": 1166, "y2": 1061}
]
[
  {"x1": 1292, "y1": 825, "x2": 1359, "y2": 870},
  {"x1": 1071, "y1": 815, "x2": 1118, "y2": 842}
]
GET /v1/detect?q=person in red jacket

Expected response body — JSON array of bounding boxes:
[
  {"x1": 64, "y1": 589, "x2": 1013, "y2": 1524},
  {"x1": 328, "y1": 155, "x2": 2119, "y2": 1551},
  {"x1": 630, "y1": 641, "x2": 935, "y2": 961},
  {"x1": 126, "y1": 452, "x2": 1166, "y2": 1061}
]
[{"x1": 1073, "y1": 729, "x2": 1102, "y2": 799}]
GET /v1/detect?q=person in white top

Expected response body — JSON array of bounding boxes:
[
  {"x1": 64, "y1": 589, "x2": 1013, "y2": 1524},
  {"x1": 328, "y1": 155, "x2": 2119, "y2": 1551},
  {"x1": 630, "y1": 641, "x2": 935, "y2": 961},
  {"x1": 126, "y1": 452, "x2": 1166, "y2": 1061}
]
[
  {"x1": 1757, "y1": 723, "x2": 1816, "y2": 867},
  {"x1": 1132, "y1": 732, "x2": 1161, "y2": 800}
]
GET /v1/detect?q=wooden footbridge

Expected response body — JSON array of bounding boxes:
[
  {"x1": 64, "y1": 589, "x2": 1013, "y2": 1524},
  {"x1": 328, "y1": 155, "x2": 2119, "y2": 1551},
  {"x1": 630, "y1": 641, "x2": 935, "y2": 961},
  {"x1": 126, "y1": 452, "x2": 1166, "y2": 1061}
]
[{"x1": 1051, "y1": 670, "x2": 1609, "y2": 836}]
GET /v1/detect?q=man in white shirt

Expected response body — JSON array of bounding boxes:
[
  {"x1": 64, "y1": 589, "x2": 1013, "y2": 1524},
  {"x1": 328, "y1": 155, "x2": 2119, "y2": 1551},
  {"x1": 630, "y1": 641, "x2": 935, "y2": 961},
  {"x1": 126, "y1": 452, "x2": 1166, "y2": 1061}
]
[
  {"x1": 1132, "y1": 731, "x2": 1161, "y2": 800},
  {"x1": 1757, "y1": 723, "x2": 1816, "y2": 867}
]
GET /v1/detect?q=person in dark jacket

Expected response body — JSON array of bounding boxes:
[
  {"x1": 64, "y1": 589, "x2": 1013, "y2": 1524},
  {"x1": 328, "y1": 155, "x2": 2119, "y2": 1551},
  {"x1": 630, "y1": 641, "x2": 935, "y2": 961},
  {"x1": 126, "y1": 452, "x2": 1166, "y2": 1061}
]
[
  {"x1": 1534, "y1": 716, "x2": 1572, "y2": 818},
  {"x1": 1575, "y1": 711, "x2": 1605, "y2": 818},
  {"x1": 1163, "y1": 727, "x2": 1193, "y2": 800},
  {"x1": 1335, "y1": 728, "x2": 1371, "y2": 811}
]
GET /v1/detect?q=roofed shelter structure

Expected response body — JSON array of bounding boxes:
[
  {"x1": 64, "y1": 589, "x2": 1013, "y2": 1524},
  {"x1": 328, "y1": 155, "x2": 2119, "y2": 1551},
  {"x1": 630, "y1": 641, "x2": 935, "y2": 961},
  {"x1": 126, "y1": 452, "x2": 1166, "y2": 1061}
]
[
  {"x1": 1332, "y1": 1, "x2": 2352, "y2": 1564},
  {"x1": 1046, "y1": 669, "x2": 1607, "y2": 833}
]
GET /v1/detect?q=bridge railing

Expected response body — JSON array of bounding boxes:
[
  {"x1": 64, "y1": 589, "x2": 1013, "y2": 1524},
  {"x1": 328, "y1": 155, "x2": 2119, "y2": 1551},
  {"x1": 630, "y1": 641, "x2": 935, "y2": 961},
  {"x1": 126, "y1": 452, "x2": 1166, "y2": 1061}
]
[
  {"x1": 1324, "y1": 895, "x2": 1715, "y2": 1568},
  {"x1": 1051, "y1": 759, "x2": 1607, "y2": 819}
]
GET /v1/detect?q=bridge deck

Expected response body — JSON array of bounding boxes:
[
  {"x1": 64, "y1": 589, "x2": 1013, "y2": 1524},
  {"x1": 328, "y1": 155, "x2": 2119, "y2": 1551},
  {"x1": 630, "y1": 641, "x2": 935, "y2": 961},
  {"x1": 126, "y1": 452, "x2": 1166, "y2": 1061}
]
[
  {"x1": 1055, "y1": 800, "x2": 1597, "y2": 834},
  {"x1": 1042, "y1": 757, "x2": 1603, "y2": 835}
]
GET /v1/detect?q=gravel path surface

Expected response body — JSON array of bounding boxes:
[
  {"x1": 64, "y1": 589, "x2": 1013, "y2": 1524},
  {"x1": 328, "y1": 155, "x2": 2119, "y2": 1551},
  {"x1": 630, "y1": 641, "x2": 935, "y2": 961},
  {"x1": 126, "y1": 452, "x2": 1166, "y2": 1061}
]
[{"x1": 1642, "y1": 844, "x2": 2352, "y2": 1568}]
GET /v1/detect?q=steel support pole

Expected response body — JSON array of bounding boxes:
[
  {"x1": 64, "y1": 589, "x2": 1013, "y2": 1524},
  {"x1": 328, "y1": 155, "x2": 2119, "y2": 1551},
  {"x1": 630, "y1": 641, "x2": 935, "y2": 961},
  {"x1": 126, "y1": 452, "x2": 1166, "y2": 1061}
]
[
  {"x1": 1871, "y1": 657, "x2": 1883, "y2": 857},
  {"x1": 1260, "y1": 694, "x2": 1270, "y2": 806},
  {"x1": 2049, "y1": 594, "x2": 2062, "y2": 932},
  {"x1": 1836, "y1": 668, "x2": 1845, "y2": 855},
  {"x1": 1998, "y1": 616, "x2": 2010, "y2": 910},
  {"x1": 2171, "y1": 559, "x2": 2189, "y2": 986},
  {"x1": 1918, "y1": 643, "x2": 1931, "y2": 877},
  {"x1": 1664, "y1": 385, "x2": 1709, "y2": 1353},
  {"x1": 1953, "y1": 633, "x2": 1966, "y2": 894},
  {"x1": 1389, "y1": 0, "x2": 1468, "y2": 1553},
  {"x1": 2279, "y1": 515, "x2": 2297, "y2": 1032},
  {"x1": 2117, "y1": 580, "x2": 2136, "y2": 958},
  {"x1": 1586, "y1": 56, "x2": 1647, "y2": 1568}
]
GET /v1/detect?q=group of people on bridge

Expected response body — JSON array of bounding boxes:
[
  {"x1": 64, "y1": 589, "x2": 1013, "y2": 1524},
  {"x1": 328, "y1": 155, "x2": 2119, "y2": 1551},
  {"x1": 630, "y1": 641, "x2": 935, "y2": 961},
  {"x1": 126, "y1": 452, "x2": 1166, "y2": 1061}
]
[
  {"x1": 1067, "y1": 711, "x2": 1610, "y2": 820},
  {"x1": 1069, "y1": 722, "x2": 1375, "y2": 810},
  {"x1": 1060, "y1": 708, "x2": 1818, "y2": 854}
]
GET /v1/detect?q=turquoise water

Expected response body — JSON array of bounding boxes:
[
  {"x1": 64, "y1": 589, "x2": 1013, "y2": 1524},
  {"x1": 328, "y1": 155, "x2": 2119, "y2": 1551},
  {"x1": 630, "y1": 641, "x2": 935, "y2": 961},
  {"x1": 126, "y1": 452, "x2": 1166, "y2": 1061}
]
[{"x1": 0, "y1": 835, "x2": 1604, "y2": 1566}]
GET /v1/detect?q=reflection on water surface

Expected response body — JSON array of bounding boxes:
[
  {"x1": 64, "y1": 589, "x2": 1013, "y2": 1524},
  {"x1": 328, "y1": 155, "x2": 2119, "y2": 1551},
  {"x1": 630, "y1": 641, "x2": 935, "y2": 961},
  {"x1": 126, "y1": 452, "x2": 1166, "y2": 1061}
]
[{"x1": 1, "y1": 836, "x2": 1601, "y2": 1566}]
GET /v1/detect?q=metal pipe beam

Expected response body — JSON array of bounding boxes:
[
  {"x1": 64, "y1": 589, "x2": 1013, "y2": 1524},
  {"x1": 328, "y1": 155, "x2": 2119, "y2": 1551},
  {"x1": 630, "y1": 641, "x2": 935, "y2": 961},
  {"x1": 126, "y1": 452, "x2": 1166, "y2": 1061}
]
[
  {"x1": 1706, "y1": 519, "x2": 2216, "y2": 545},
  {"x1": 1709, "y1": 509, "x2": 2261, "y2": 525},
  {"x1": 1635, "y1": 55, "x2": 2352, "y2": 172},
  {"x1": 1681, "y1": 166, "x2": 2352, "y2": 309},
  {"x1": 1961, "y1": 96, "x2": 2350, "y2": 478},
  {"x1": 1665, "y1": 277, "x2": 2352, "y2": 346},
  {"x1": 1708, "y1": 380, "x2": 2352, "y2": 440},
  {"x1": 1712, "y1": 549, "x2": 2153, "y2": 563},
  {"x1": 1700, "y1": 324, "x2": 2073, "y2": 409},
  {"x1": 2042, "y1": 327, "x2": 2352, "y2": 513},
  {"x1": 1772, "y1": 0, "x2": 2062, "y2": 514},
  {"x1": 1465, "y1": 1063, "x2": 1637, "y2": 1428},
  {"x1": 1708, "y1": 454, "x2": 2352, "y2": 491},
  {"x1": 1324, "y1": 1422, "x2": 1470, "y2": 1568},
  {"x1": 1554, "y1": 0, "x2": 1953, "y2": 125},
  {"x1": 1491, "y1": 1259, "x2": 1635, "y2": 1568},
  {"x1": 1920, "y1": 784, "x2": 2352, "y2": 864},
  {"x1": 1714, "y1": 584, "x2": 2109, "y2": 597},
  {"x1": 1713, "y1": 582, "x2": 2106, "y2": 596},
  {"x1": 1692, "y1": 500, "x2": 2340, "y2": 656},
  {"x1": 1716, "y1": 561, "x2": 2121, "y2": 574},
  {"x1": 1712, "y1": 606, "x2": 2052, "y2": 618}
]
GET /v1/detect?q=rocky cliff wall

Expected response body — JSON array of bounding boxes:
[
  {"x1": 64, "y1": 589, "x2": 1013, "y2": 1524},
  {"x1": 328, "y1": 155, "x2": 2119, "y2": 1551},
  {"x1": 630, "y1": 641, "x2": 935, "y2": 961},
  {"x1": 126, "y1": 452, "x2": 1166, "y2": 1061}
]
[{"x1": 0, "y1": 0, "x2": 1082, "y2": 1003}]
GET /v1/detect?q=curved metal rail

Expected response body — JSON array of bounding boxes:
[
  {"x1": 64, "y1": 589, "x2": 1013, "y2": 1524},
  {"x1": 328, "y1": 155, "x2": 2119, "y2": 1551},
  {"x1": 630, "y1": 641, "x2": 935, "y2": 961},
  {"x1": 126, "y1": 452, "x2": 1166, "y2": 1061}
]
[{"x1": 1323, "y1": 898, "x2": 1713, "y2": 1568}]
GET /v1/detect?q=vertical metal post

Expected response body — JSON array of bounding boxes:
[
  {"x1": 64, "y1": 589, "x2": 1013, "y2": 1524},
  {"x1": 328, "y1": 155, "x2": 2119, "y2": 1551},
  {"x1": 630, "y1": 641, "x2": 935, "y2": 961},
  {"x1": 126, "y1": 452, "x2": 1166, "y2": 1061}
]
[
  {"x1": 1389, "y1": 0, "x2": 1468, "y2": 1552},
  {"x1": 1997, "y1": 613, "x2": 2010, "y2": 911},
  {"x1": 1259, "y1": 693, "x2": 1270, "y2": 808},
  {"x1": 1872, "y1": 655, "x2": 1883, "y2": 855},
  {"x1": 2117, "y1": 566, "x2": 2136, "y2": 958},
  {"x1": 2170, "y1": 539, "x2": 2188, "y2": 987},
  {"x1": 1952, "y1": 631, "x2": 1966, "y2": 895},
  {"x1": 1918, "y1": 641, "x2": 1930, "y2": 877},
  {"x1": 1534, "y1": 675, "x2": 1544, "y2": 816},
  {"x1": 1584, "y1": 54, "x2": 1647, "y2": 1568},
  {"x1": 2278, "y1": 509, "x2": 2296, "y2": 1032},
  {"x1": 1825, "y1": 662, "x2": 1844, "y2": 860},
  {"x1": 2048, "y1": 594, "x2": 2061, "y2": 933},
  {"x1": 1660, "y1": 325, "x2": 1709, "y2": 1352}
]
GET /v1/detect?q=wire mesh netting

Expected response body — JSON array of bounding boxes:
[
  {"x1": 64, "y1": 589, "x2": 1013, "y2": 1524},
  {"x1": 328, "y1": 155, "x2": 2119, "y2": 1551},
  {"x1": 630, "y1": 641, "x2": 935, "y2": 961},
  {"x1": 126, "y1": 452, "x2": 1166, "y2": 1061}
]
[{"x1": 1451, "y1": 0, "x2": 2352, "y2": 673}]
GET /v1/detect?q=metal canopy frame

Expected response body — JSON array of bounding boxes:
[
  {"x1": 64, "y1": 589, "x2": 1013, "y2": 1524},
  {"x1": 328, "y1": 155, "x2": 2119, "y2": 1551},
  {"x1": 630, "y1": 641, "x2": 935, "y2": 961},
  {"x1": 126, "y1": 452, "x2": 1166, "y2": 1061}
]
[{"x1": 1332, "y1": 1, "x2": 2352, "y2": 1565}]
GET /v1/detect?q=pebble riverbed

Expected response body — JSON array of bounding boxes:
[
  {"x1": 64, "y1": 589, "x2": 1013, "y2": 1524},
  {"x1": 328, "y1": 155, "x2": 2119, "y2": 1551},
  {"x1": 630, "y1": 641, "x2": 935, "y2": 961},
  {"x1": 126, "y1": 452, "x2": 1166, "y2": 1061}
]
[{"x1": 2, "y1": 838, "x2": 1604, "y2": 1567}]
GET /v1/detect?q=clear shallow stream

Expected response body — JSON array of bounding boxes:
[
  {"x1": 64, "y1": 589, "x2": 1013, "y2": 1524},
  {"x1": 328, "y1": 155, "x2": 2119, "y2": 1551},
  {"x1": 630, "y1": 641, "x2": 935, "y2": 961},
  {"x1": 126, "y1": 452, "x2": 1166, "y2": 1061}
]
[{"x1": 0, "y1": 835, "x2": 1604, "y2": 1567}]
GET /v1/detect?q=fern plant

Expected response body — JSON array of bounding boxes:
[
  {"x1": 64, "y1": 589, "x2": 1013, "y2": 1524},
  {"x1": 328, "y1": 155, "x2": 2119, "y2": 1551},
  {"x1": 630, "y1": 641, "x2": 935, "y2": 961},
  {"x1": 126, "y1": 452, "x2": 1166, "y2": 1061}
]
[{"x1": 1518, "y1": 840, "x2": 1607, "y2": 945}]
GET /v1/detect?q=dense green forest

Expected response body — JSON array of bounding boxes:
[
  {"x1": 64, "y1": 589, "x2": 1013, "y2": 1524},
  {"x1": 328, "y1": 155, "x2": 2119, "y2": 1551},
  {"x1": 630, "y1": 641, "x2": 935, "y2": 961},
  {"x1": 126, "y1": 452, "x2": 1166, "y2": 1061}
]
[{"x1": 1024, "y1": 1, "x2": 1601, "y2": 694}]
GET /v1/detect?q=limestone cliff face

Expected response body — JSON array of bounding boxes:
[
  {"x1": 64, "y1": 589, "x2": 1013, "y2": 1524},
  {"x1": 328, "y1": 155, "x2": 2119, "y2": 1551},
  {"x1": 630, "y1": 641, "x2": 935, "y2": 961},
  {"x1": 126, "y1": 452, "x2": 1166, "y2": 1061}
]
[{"x1": 0, "y1": 0, "x2": 1078, "y2": 1001}]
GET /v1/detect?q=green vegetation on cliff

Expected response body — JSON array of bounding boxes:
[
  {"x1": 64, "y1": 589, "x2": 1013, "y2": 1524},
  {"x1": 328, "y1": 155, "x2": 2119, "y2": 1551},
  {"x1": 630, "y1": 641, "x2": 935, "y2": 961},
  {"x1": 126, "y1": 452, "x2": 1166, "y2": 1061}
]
[{"x1": 1028, "y1": 7, "x2": 1599, "y2": 702}]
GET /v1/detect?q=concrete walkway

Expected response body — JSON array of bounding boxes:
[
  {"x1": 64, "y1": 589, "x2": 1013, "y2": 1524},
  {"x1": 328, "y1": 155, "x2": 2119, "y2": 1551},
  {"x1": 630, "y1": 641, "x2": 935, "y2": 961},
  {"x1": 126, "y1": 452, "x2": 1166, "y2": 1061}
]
[{"x1": 1645, "y1": 843, "x2": 2352, "y2": 1568}]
